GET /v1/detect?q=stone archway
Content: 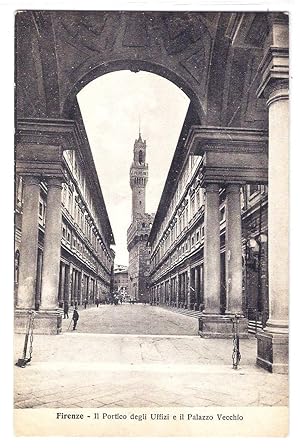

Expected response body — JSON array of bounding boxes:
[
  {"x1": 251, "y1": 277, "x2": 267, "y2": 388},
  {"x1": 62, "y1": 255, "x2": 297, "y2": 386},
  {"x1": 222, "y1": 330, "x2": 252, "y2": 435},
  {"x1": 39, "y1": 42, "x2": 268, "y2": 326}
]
[
  {"x1": 15, "y1": 10, "x2": 289, "y2": 373},
  {"x1": 62, "y1": 59, "x2": 203, "y2": 122},
  {"x1": 16, "y1": 11, "x2": 267, "y2": 128}
]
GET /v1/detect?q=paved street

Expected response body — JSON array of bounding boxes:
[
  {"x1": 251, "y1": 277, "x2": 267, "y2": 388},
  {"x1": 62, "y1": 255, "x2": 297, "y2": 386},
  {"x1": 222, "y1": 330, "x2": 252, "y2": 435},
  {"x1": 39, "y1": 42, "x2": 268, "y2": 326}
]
[
  {"x1": 63, "y1": 303, "x2": 199, "y2": 335},
  {"x1": 14, "y1": 305, "x2": 288, "y2": 409}
]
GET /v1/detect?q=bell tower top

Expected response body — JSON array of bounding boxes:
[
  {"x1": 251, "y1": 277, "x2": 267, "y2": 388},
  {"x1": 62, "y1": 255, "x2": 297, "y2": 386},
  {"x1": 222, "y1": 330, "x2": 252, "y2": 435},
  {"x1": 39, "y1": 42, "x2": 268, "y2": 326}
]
[
  {"x1": 130, "y1": 123, "x2": 148, "y2": 220},
  {"x1": 133, "y1": 123, "x2": 146, "y2": 164}
]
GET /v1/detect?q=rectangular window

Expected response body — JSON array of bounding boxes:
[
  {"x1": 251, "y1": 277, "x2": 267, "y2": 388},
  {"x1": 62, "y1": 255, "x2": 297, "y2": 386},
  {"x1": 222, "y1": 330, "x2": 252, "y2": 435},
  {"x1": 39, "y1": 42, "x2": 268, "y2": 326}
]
[
  {"x1": 249, "y1": 184, "x2": 260, "y2": 197},
  {"x1": 191, "y1": 196, "x2": 195, "y2": 216},
  {"x1": 68, "y1": 191, "x2": 72, "y2": 214},
  {"x1": 196, "y1": 189, "x2": 200, "y2": 208}
]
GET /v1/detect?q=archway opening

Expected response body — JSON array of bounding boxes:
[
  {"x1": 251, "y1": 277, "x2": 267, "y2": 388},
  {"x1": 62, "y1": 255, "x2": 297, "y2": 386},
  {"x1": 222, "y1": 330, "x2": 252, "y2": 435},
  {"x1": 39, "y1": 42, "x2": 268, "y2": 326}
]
[{"x1": 77, "y1": 70, "x2": 191, "y2": 268}]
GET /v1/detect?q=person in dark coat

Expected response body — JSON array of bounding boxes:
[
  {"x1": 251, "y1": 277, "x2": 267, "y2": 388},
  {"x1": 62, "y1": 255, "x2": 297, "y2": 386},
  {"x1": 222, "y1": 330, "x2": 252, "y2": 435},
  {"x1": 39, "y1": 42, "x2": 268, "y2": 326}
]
[
  {"x1": 72, "y1": 307, "x2": 79, "y2": 330},
  {"x1": 63, "y1": 302, "x2": 69, "y2": 319}
]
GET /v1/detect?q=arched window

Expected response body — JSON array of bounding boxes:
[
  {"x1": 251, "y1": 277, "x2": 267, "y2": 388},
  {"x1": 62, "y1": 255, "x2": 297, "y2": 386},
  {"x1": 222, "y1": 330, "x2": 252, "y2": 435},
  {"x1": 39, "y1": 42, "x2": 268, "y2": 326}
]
[{"x1": 139, "y1": 150, "x2": 143, "y2": 164}]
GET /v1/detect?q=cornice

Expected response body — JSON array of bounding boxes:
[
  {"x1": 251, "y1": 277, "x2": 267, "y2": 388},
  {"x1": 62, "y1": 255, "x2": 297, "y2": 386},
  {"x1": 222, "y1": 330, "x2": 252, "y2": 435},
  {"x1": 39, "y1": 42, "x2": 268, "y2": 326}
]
[
  {"x1": 16, "y1": 117, "x2": 78, "y2": 150},
  {"x1": 185, "y1": 126, "x2": 268, "y2": 156},
  {"x1": 256, "y1": 46, "x2": 289, "y2": 99}
]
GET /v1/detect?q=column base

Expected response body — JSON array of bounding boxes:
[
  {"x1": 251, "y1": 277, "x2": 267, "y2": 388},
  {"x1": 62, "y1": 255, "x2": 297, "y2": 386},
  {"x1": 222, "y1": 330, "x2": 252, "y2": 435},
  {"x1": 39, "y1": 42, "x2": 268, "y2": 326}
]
[
  {"x1": 198, "y1": 313, "x2": 248, "y2": 338},
  {"x1": 256, "y1": 329, "x2": 288, "y2": 374},
  {"x1": 15, "y1": 308, "x2": 63, "y2": 335}
]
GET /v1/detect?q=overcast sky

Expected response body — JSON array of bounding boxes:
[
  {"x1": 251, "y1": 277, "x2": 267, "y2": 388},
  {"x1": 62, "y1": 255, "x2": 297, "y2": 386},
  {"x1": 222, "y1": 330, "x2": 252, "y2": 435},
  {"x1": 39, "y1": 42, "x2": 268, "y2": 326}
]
[{"x1": 77, "y1": 70, "x2": 190, "y2": 265}]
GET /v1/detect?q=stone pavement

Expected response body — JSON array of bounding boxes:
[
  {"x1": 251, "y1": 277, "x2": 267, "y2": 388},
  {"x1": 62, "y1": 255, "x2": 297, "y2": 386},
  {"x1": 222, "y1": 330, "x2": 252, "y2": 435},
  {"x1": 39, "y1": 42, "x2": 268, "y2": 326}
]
[
  {"x1": 14, "y1": 305, "x2": 288, "y2": 409},
  {"x1": 61, "y1": 303, "x2": 199, "y2": 335}
]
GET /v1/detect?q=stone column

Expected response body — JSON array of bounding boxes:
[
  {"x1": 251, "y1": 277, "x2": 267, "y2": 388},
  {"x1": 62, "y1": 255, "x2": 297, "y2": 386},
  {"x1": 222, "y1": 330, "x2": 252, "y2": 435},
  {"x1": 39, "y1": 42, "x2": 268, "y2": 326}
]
[
  {"x1": 180, "y1": 274, "x2": 184, "y2": 307},
  {"x1": 265, "y1": 82, "x2": 288, "y2": 331},
  {"x1": 225, "y1": 184, "x2": 243, "y2": 314},
  {"x1": 72, "y1": 269, "x2": 76, "y2": 305},
  {"x1": 176, "y1": 273, "x2": 179, "y2": 307},
  {"x1": 203, "y1": 183, "x2": 220, "y2": 313},
  {"x1": 59, "y1": 262, "x2": 65, "y2": 306},
  {"x1": 190, "y1": 267, "x2": 195, "y2": 309},
  {"x1": 68, "y1": 263, "x2": 73, "y2": 304},
  {"x1": 187, "y1": 267, "x2": 191, "y2": 309},
  {"x1": 195, "y1": 266, "x2": 199, "y2": 310},
  {"x1": 199, "y1": 183, "x2": 225, "y2": 336},
  {"x1": 15, "y1": 176, "x2": 40, "y2": 332},
  {"x1": 224, "y1": 184, "x2": 248, "y2": 338},
  {"x1": 256, "y1": 79, "x2": 289, "y2": 373},
  {"x1": 255, "y1": 14, "x2": 289, "y2": 372},
  {"x1": 64, "y1": 264, "x2": 70, "y2": 305},
  {"x1": 39, "y1": 177, "x2": 63, "y2": 334},
  {"x1": 79, "y1": 270, "x2": 84, "y2": 305}
]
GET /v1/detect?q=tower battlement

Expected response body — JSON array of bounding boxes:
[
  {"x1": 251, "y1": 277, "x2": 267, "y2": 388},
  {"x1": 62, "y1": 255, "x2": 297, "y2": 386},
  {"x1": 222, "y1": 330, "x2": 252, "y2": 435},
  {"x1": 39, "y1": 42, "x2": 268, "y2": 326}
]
[{"x1": 127, "y1": 127, "x2": 153, "y2": 303}]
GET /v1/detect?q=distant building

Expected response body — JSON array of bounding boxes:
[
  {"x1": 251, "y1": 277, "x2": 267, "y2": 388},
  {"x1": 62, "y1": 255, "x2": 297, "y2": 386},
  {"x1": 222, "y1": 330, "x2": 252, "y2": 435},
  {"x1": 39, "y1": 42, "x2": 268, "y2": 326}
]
[
  {"x1": 127, "y1": 129, "x2": 154, "y2": 302},
  {"x1": 114, "y1": 264, "x2": 128, "y2": 295}
]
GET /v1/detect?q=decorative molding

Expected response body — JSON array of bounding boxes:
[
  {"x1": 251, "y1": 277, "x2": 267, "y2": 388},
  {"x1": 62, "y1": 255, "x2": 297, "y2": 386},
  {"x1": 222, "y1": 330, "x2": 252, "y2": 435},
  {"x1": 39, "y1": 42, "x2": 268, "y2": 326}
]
[
  {"x1": 200, "y1": 165, "x2": 268, "y2": 187},
  {"x1": 256, "y1": 46, "x2": 289, "y2": 99},
  {"x1": 15, "y1": 118, "x2": 80, "y2": 179},
  {"x1": 265, "y1": 79, "x2": 289, "y2": 107},
  {"x1": 184, "y1": 126, "x2": 268, "y2": 187},
  {"x1": 185, "y1": 126, "x2": 268, "y2": 156}
]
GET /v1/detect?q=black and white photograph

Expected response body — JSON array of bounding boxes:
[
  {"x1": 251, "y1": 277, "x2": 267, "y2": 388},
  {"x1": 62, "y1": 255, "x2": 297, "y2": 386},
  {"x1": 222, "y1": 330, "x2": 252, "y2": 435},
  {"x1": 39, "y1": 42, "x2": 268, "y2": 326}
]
[{"x1": 10, "y1": 4, "x2": 290, "y2": 438}]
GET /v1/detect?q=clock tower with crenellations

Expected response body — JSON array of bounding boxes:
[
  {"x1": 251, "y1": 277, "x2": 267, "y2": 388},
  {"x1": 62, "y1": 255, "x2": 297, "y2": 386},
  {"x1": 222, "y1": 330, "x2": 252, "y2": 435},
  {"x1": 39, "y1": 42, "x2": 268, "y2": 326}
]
[
  {"x1": 127, "y1": 126, "x2": 154, "y2": 303},
  {"x1": 129, "y1": 130, "x2": 148, "y2": 219}
]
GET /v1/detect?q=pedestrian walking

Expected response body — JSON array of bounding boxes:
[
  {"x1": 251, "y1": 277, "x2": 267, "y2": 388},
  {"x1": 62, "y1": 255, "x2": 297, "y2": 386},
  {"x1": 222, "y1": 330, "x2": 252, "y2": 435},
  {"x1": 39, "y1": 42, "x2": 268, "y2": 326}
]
[
  {"x1": 95, "y1": 299, "x2": 99, "y2": 308},
  {"x1": 84, "y1": 299, "x2": 88, "y2": 309},
  {"x1": 63, "y1": 302, "x2": 69, "y2": 319},
  {"x1": 72, "y1": 307, "x2": 79, "y2": 330}
]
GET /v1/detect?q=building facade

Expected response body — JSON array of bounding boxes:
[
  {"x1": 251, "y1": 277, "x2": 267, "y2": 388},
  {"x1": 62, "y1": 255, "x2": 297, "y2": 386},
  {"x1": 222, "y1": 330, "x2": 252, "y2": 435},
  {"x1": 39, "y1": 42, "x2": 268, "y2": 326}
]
[
  {"x1": 15, "y1": 117, "x2": 115, "y2": 334},
  {"x1": 113, "y1": 264, "x2": 129, "y2": 296},
  {"x1": 149, "y1": 114, "x2": 269, "y2": 338},
  {"x1": 127, "y1": 131, "x2": 153, "y2": 302}
]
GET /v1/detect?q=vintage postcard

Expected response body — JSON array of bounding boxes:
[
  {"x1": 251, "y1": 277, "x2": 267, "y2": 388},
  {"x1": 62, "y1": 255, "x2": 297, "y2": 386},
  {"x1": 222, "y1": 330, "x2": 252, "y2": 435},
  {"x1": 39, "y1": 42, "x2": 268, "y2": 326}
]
[{"x1": 12, "y1": 6, "x2": 289, "y2": 438}]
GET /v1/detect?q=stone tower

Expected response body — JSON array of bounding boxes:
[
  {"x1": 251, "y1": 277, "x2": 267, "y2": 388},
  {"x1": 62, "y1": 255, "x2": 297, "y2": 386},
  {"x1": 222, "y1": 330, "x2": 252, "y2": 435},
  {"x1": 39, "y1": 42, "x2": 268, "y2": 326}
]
[
  {"x1": 127, "y1": 127, "x2": 153, "y2": 303},
  {"x1": 129, "y1": 130, "x2": 148, "y2": 220}
]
